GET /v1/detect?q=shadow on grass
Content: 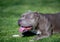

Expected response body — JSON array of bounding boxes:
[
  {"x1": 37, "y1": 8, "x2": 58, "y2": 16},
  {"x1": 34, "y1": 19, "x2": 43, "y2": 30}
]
[{"x1": 22, "y1": 31, "x2": 36, "y2": 37}]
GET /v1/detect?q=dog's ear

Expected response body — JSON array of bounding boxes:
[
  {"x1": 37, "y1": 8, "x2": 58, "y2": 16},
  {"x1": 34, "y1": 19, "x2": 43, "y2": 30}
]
[{"x1": 34, "y1": 12, "x2": 40, "y2": 17}]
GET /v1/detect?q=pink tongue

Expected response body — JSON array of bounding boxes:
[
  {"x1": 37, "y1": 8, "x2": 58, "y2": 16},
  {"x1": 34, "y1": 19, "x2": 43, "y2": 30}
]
[{"x1": 19, "y1": 27, "x2": 25, "y2": 32}]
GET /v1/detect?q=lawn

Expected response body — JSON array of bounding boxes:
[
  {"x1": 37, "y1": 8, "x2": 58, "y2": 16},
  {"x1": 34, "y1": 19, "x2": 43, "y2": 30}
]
[{"x1": 0, "y1": 0, "x2": 60, "y2": 42}]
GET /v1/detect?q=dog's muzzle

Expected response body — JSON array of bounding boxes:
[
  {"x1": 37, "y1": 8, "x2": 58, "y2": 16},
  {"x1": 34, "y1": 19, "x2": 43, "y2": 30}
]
[{"x1": 19, "y1": 26, "x2": 32, "y2": 33}]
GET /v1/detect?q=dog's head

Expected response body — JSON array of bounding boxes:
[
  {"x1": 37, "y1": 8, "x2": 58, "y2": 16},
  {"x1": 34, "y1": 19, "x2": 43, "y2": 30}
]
[{"x1": 18, "y1": 11, "x2": 40, "y2": 33}]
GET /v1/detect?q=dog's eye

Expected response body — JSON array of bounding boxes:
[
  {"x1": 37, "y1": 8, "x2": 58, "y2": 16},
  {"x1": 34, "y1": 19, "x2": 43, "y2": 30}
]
[
  {"x1": 22, "y1": 15, "x2": 25, "y2": 17},
  {"x1": 25, "y1": 16, "x2": 30, "y2": 19},
  {"x1": 26, "y1": 17, "x2": 33, "y2": 19}
]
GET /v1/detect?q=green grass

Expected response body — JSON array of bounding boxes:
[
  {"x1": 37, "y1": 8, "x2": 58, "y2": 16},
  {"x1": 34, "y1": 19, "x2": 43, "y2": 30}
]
[{"x1": 0, "y1": 0, "x2": 60, "y2": 42}]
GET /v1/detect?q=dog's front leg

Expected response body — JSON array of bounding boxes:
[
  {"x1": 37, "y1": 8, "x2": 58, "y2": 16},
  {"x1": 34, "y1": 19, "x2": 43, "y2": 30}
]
[{"x1": 34, "y1": 30, "x2": 51, "y2": 40}]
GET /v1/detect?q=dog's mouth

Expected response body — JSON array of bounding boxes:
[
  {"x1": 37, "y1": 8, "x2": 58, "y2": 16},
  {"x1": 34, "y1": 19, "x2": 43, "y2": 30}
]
[{"x1": 19, "y1": 26, "x2": 32, "y2": 33}]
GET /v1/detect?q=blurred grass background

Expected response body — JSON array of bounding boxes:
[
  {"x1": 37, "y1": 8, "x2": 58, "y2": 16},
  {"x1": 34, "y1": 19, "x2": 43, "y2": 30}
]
[{"x1": 0, "y1": 0, "x2": 60, "y2": 42}]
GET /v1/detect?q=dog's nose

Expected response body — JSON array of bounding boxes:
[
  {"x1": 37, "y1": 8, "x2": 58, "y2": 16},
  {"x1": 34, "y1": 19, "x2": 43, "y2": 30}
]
[
  {"x1": 18, "y1": 19, "x2": 22, "y2": 26},
  {"x1": 19, "y1": 20, "x2": 22, "y2": 22},
  {"x1": 18, "y1": 20, "x2": 22, "y2": 24}
]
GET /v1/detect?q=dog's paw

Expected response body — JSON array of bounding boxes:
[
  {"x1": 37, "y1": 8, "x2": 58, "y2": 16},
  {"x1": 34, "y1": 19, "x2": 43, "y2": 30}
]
[{"x1": 33, "y1": 36, "x2": 41, "y2": 40}]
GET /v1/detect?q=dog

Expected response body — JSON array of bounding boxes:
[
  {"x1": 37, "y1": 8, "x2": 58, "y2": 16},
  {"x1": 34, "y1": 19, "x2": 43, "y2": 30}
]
[{"x1": 18, "y1": 11, "x2": 60, "y2": 40}]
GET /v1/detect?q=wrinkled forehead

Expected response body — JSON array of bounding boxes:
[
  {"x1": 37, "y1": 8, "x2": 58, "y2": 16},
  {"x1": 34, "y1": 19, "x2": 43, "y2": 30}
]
[{"x1": 21, "y1": 12, "x2": 34, "y2": 17}]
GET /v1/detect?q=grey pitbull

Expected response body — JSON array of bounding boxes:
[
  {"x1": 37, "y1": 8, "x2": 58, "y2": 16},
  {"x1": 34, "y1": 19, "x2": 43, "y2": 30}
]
[{"x1": 18, "y1": 11, "x2": 60, "y2": 40}]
